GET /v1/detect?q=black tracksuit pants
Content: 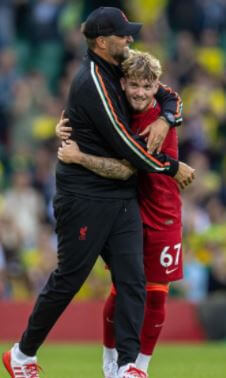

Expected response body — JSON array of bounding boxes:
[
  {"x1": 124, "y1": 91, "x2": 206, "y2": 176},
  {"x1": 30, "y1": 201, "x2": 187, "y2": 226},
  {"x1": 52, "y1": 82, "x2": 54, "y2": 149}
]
[{"x1": 19, "y1": 195, "x2": 146, "y2": 367}]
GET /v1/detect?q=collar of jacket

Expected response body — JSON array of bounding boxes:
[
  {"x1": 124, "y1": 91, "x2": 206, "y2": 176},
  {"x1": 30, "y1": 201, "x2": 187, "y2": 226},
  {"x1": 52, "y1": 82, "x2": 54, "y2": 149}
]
[{"x1": 87, "y1": 48, "x2": 123, "y2": 81}]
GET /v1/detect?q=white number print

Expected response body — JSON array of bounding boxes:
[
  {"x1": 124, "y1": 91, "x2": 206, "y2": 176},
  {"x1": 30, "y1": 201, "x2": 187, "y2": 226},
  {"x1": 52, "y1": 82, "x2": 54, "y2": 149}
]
[{"x1": 160, "y1": 243, "x2": 181, "y2": 268}]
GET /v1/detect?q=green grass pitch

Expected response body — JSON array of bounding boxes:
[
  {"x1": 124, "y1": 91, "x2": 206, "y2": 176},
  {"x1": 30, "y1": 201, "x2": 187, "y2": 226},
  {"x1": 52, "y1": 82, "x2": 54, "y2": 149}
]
[{"x1": 0, "y1": 342, "x2": 225, "y2": 378}]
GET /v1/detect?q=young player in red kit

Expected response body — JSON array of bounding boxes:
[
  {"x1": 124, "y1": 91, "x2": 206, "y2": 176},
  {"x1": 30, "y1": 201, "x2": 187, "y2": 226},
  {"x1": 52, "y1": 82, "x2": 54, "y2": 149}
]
[
  {"x1": 57, "y1": 50, "x2": 195, "y2": 378},
  {"x1": 101, "y1": 51, "x2": 183, "y2": 378}
]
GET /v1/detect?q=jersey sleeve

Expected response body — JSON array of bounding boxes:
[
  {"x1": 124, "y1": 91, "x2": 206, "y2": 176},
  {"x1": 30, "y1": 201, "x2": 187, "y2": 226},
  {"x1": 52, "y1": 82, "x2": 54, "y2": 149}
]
[
  {"x1": 156, "y1": 83, "x2": 183, "y2": 126},
  {"x1": 81, "y1": 62, "x2": 178, "y2": 177}
]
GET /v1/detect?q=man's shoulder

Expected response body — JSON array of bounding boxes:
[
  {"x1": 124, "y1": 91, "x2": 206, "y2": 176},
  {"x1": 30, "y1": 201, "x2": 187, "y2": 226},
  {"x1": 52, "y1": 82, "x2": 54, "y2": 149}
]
[
  {"x1": 72, "y1": 62, "x2": 92, "y2": 90},
  {"x1": 69, "y1": 62, "x2": 99, "y2": 101},
  {"x1": 77, "y1": 60, "x2": 117, "y2": 100}
]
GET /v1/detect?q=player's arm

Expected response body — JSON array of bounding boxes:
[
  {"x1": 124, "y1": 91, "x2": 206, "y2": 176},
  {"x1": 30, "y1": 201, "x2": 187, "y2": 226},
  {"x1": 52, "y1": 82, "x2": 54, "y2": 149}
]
[
  {"x1": 57, "y1": 134, "x2": 195, "y2": 189},
  {"x1": 58, "y1": 140, "x2": 136, "y2": 180},
  {"x1": 58, "y1": 140, "x2": 195, "y2": 189},
  {"x1": 140, "y1": 83, "x2": 183, "y2": 154},
  {"x1": 156, "y1": 83, "x2": 183, "y2": 126}
]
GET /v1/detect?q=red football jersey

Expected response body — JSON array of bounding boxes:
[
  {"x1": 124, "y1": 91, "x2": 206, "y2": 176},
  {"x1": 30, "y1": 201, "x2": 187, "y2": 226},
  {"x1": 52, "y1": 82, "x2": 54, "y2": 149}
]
[{"x1": 131, "y1": 100, "x2": 182, "y2": 231}]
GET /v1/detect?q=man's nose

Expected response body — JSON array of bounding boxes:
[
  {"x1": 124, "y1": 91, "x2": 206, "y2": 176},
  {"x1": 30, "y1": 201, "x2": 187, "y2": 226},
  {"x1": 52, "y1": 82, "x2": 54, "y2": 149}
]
[{"x1": 136, "y1": 87, "x2": 144, "y2": 96}]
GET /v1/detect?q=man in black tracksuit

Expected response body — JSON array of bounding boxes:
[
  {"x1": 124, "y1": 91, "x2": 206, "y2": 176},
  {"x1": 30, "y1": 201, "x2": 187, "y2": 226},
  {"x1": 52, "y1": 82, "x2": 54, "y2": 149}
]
[{"x1": 2, "y1": 7, "x2": 187, "y2": 378}]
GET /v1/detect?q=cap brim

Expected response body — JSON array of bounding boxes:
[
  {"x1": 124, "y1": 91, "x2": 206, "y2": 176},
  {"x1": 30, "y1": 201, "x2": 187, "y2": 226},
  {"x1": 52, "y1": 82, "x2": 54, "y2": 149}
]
[{"x1": 116, "y1": 22, "x2": 142, "y2": 37}]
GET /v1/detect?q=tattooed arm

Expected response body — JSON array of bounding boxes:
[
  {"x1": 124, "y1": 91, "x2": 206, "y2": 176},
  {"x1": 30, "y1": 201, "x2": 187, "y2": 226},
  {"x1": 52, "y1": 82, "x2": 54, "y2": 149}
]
[
  {"x1": 57, "y1": 140, "x2": 136, "y2": 180},
  {"x1": 79, "y1": 155, "x2": 136, "y2": 180}
]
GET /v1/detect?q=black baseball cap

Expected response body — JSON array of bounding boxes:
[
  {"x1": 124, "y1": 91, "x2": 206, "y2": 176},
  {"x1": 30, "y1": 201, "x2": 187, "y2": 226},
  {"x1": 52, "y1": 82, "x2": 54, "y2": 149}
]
[{"x1": 82, "y1": 7, "x2": 142, "y2": 38}]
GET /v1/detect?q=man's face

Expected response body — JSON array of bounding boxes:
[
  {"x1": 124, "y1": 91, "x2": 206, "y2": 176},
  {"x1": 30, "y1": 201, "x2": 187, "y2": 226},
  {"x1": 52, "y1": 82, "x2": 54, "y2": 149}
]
[
  {"x1": 121, "y1": 77, "x2": 159, "y2": 112},
  {"x1": 105, "y1": 35, "x2": 133, "y2": 64}
]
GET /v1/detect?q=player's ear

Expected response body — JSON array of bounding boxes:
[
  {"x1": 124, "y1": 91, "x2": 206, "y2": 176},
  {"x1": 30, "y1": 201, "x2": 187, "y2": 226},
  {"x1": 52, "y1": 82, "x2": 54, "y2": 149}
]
[{"x1": 120, "y1": 77, "x2": 126, "y2": 90}]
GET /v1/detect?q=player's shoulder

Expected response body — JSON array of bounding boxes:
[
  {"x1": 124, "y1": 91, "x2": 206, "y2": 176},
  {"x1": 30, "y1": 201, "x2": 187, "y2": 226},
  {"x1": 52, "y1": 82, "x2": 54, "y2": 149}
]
[{"x1": 148, "y1": 97, "x2": 161, "y2": 117}]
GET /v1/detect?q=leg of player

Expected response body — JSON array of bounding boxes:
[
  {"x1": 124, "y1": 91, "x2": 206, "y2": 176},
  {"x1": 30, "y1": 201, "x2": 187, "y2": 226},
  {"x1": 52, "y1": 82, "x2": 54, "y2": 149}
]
[
  {"x1": 103, "y1": 286, "x2": 118, "y2": 378},
  {"x1": 136, "y1": 282, "x2": 169, "y2": 374},
  {"x1": 103, "y1": 282, "x2": 169, "y2": 377}
]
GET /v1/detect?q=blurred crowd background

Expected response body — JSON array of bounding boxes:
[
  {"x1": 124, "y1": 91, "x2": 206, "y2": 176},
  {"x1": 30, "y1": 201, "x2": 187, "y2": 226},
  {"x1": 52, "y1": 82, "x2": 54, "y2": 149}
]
[{"x1": 0, "y1": 0, "x2": 225, "y2": 323}]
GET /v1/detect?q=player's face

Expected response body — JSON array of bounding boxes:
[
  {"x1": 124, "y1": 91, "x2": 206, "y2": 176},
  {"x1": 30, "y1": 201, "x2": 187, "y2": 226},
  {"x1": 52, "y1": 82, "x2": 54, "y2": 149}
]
[
  {"x1": 105, "y1": 35, "x2": 133, "y2": 64},
  {"x1": 121, "y1": 77, "x2": 159, "y2": 112}
]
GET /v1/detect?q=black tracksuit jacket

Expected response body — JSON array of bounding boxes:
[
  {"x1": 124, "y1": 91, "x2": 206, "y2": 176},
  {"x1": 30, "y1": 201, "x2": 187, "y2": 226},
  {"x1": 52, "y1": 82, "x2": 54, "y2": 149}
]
[{"x1": 56, "y1": 49, "x2": 182, "y2": 199}]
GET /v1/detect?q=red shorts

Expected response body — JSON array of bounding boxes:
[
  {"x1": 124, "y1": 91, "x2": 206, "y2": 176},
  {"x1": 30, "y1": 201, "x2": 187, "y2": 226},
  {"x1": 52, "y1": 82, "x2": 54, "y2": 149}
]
[{"x1": 143, "y1": 227, "x2": 183, "y2": 283}]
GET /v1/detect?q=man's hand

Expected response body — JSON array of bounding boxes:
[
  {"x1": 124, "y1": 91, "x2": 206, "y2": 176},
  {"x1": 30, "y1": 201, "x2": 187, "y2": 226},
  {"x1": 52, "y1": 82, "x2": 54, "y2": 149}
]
[
  {"x1": 174, "y1": 162, "x2": 196, "y2": 190},
  {"x1": 56, "y1": 110, "x2": 72, "y2": 140},
  {"x1": 57, "y1": 140, "x2": 81, "y2": 164},
  {"x1": 139, "y1": 118, "x2": 170, "y2": 154}
]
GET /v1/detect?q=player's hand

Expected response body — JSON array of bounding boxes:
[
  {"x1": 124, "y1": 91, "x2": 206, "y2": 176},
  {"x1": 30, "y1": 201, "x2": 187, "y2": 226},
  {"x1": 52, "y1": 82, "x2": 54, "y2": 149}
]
[
  {"x1": 57, "y1": 140, "x2": 81, "y2": 164},
  {"x1": 56, "y1": 110, "x2": 72, "y2": 140},
  {"x1": 174, "y1": 162, "x2": 196, "y2": 190},
  {"x1": 139, "y1": 118, "x2": 169, "y2": 154}
]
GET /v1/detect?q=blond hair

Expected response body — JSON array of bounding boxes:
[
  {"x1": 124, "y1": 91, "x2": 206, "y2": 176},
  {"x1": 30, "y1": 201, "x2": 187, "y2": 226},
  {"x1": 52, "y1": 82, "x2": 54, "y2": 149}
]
[{"x1": 121, "y1": 50, "x2": 162, "y2": 82}]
